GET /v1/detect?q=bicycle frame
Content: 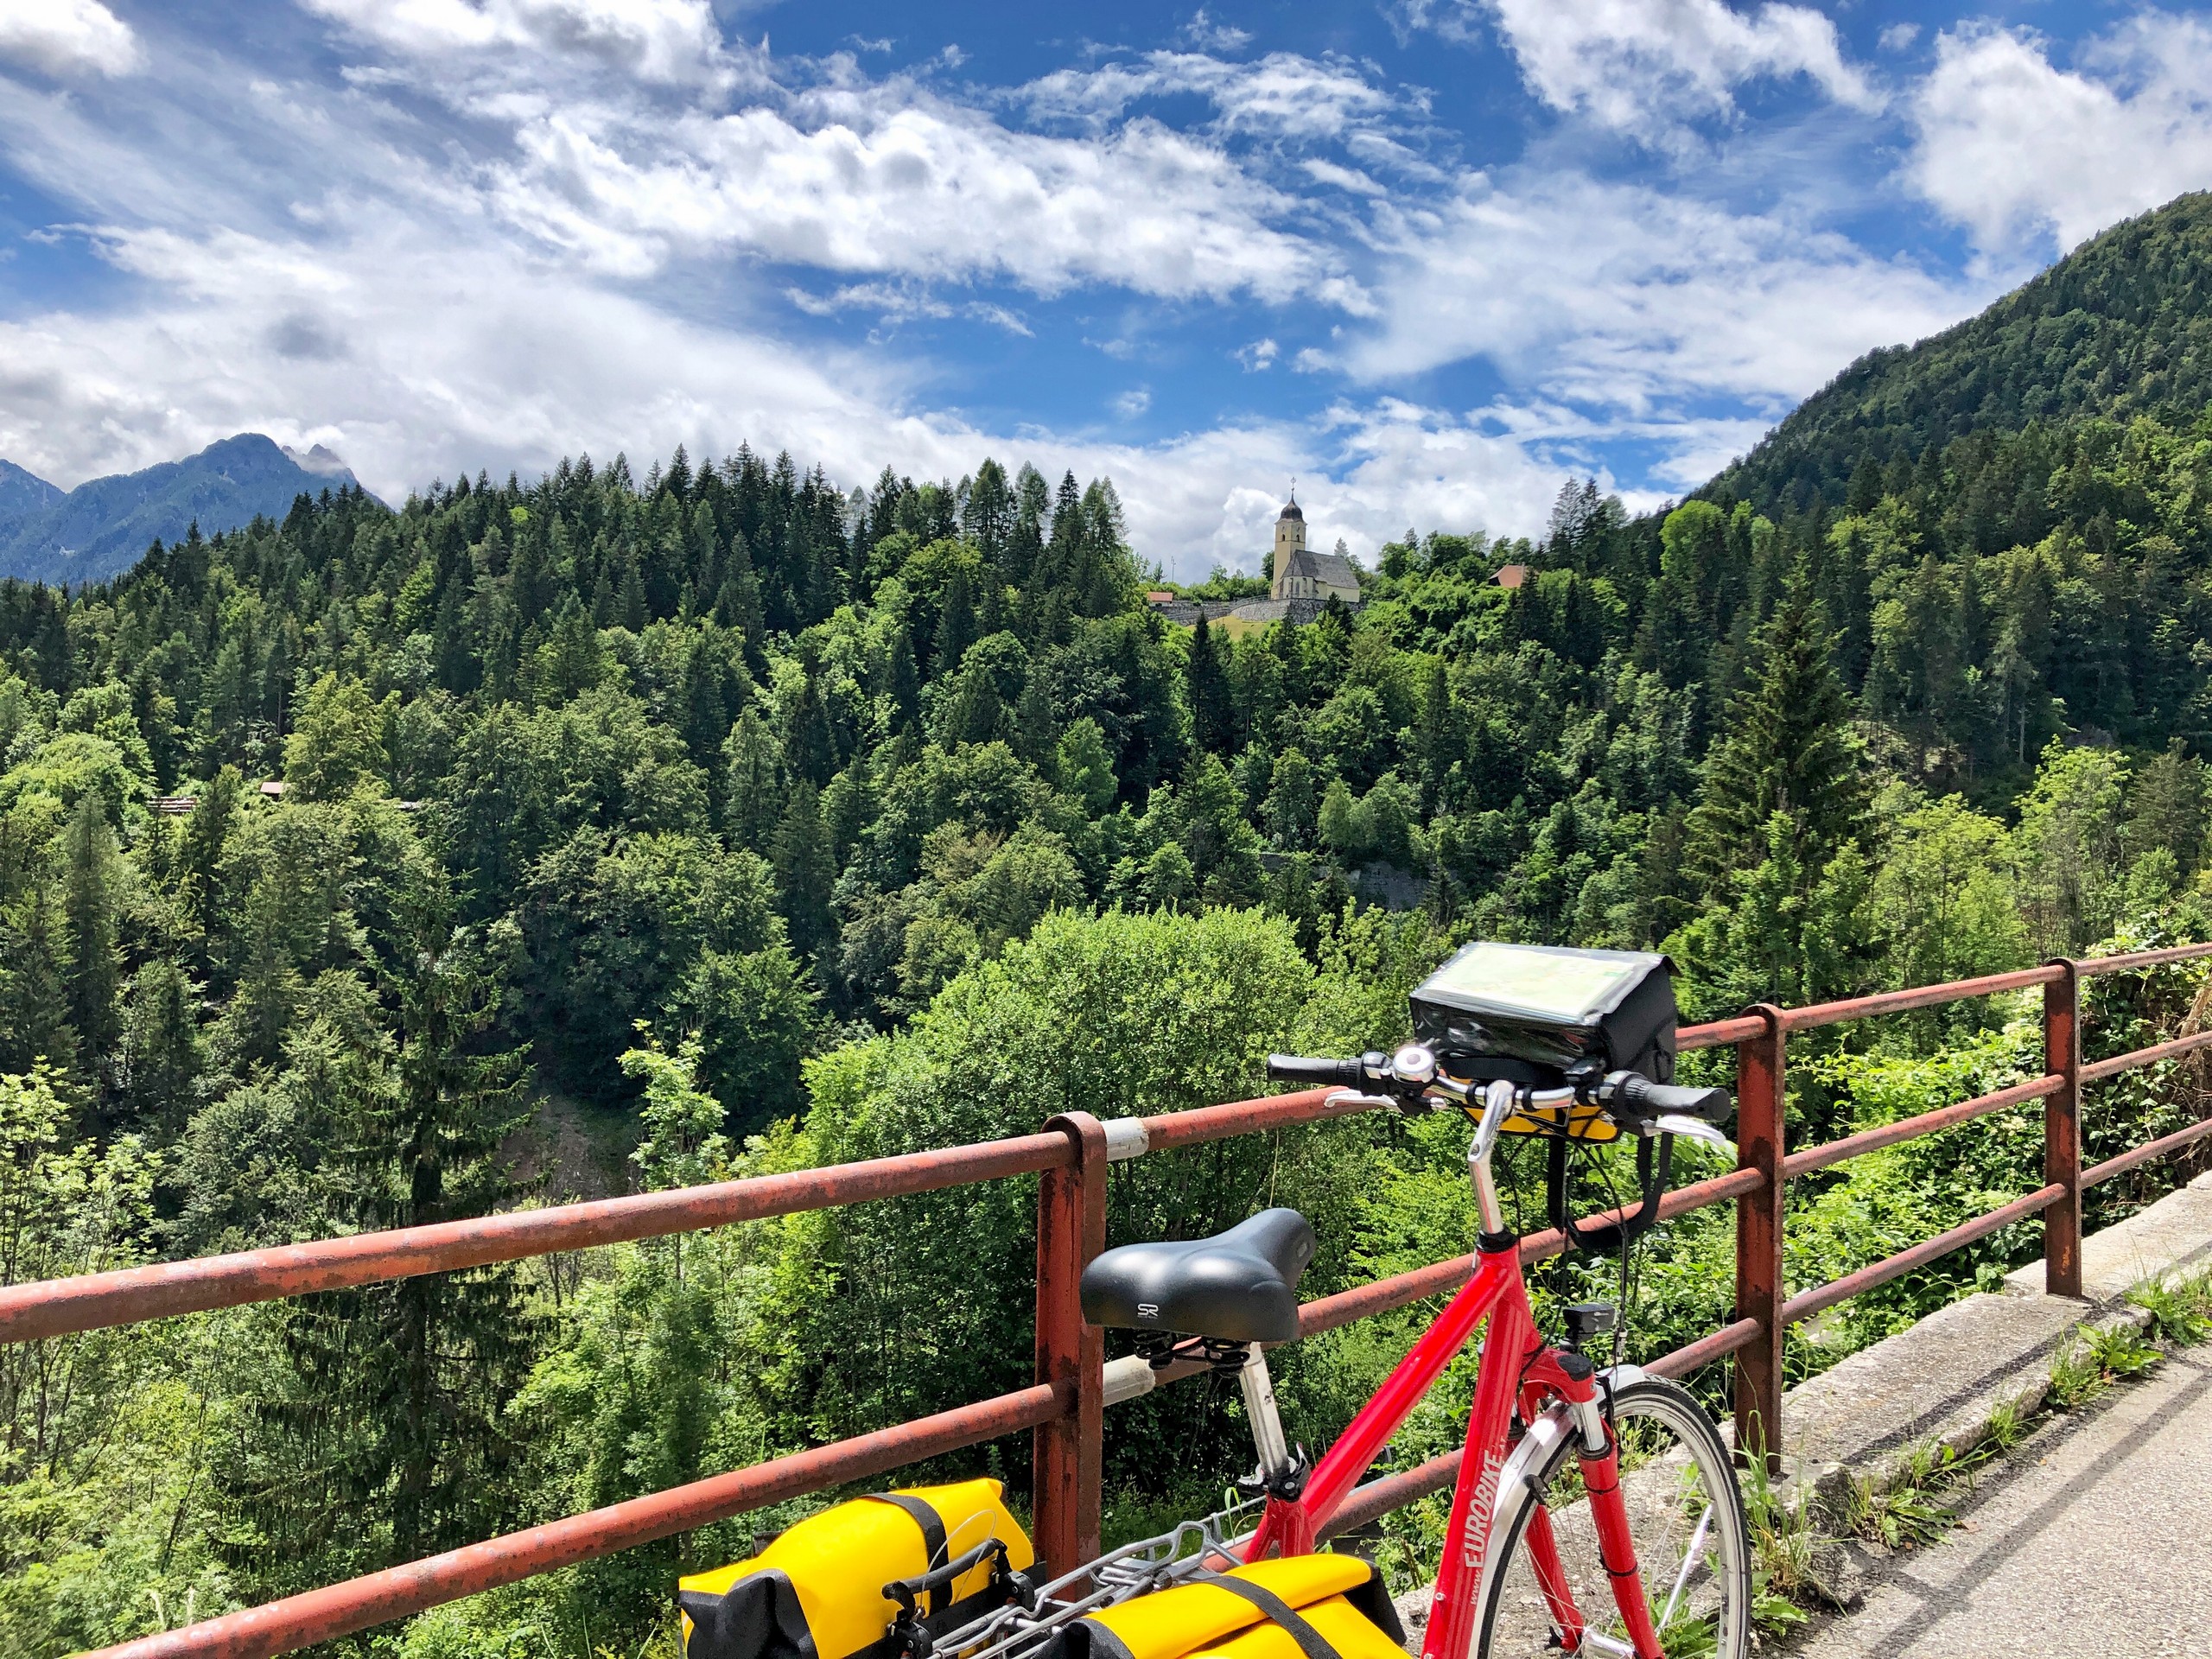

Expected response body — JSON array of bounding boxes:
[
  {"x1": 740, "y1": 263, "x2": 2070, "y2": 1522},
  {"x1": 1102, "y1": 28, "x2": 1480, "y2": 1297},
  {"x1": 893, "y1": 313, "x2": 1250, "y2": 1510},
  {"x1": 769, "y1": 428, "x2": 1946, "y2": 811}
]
[{"x1": 1238, "y1": 1238, "x2": 1664, "y2": 1659}]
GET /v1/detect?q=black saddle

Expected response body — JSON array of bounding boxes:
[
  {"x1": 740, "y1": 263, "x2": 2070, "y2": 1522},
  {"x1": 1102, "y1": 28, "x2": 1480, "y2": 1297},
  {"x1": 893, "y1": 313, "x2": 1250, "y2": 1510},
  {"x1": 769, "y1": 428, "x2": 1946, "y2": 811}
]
[{"x1": 1078, "y1": 1209, "x2": 1316, "y2": 1344}]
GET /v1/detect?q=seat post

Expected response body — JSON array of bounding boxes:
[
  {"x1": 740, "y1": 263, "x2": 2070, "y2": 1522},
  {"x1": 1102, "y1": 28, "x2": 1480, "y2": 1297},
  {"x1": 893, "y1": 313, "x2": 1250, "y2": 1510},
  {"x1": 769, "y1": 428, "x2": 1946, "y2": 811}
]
[{"x1": 1238, "y1": 1344, "x2": 1294, "y2": 1484}]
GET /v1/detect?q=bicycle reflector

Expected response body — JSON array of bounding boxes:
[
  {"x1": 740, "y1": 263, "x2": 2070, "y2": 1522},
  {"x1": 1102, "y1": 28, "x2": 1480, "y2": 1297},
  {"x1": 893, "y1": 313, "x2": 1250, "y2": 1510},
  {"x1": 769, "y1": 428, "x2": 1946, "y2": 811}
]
[{"x1": 1410, "y1": 942, "x2": 1681, "y2": 1097}]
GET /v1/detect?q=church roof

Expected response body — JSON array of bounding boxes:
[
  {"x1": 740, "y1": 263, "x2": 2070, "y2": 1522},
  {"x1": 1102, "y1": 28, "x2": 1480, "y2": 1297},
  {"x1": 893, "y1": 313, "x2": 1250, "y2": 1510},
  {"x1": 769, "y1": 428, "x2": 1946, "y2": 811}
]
[
  {"x1": 1280, "y1": 546, "x2": 1360, "y2": 591},
  {"x1": 1277, "y1": 499, "x2": 1303, "y2": 522}
]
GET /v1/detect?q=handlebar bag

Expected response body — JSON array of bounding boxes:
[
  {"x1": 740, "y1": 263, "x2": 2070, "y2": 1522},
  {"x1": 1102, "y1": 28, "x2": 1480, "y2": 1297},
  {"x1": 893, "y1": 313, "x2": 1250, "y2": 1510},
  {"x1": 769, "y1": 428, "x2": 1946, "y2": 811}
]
[
  {"x1": 679, "y1": 1478, "x2": 1035, "y2": 1659},
  {"x1": 1043, "y1": 1556, "x2": 1404, "y2": 1659},
  {"x1": 1411, "y1": 942, "x2": 1680, "y2": 1090}
]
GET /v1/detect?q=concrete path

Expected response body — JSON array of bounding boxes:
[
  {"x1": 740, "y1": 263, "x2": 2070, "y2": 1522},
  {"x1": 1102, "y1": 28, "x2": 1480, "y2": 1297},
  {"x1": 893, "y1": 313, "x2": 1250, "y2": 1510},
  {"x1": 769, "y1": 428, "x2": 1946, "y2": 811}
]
[{"x1": 1790, "y1": 1347, "x2": 2212, "y2": 1657}]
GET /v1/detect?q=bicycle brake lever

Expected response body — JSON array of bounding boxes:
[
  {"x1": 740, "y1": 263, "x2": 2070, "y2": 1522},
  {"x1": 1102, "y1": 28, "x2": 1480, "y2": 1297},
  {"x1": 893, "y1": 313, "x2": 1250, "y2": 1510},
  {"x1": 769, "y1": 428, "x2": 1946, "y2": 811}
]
[{"x1": 1646, "y1": 1113, "x2": 1734, "y2": 1155}]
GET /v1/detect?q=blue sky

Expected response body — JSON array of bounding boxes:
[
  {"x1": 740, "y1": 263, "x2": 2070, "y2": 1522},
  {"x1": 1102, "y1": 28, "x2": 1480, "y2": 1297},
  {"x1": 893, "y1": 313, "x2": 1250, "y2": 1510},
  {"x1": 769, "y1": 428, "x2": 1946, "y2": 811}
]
[{"x1": 0, "y1": 2, "x2": 2209, "y2": 576}]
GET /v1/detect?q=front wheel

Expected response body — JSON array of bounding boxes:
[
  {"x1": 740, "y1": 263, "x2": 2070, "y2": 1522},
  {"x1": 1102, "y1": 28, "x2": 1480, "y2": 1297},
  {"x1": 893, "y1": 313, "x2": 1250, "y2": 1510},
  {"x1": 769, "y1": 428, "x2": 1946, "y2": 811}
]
[{"x1": 1475, "y1": 1375, "x2": 1750, "y2": 1659}]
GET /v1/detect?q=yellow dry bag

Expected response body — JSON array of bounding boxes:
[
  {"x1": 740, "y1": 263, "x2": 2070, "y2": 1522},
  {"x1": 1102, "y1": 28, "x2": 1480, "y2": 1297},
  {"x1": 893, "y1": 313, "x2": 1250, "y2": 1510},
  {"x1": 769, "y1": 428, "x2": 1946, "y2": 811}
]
[
  {"x1": 679, "y1": 1478, "x2": 1035, "y2": 1659},
  {"x1": 1042, "y1": 1555, "x2": 1404, "y2": 1659}
]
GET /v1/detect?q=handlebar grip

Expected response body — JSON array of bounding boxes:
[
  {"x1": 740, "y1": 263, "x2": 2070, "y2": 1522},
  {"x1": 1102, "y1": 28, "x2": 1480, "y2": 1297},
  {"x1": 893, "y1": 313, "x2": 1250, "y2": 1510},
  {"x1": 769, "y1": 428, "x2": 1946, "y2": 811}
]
[
  {"x1": 1267, "y1": 1053, "x2": 1368, "y2": 1088},
  {"x1": 1611, "y1": 1073, "x2": 1732, "y2": 1125}
]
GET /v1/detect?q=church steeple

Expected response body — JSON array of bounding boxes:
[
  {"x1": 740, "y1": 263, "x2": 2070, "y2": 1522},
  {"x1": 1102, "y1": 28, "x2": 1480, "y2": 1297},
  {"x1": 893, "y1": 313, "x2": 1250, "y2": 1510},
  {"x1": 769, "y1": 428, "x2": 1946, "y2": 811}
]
[{"x1": 1271, "y1": 483, "x2": 1308, "y2": 600}]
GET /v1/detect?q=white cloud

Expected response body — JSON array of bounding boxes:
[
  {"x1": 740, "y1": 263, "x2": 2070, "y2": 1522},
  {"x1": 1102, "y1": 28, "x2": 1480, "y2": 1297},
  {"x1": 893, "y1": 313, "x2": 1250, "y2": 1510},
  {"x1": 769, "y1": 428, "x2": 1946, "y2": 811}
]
[
  {"x1": 1351, "y1": 171, "x2": 1977, "y2": 446},
  {"x1": 1236, "y1": 337, "x2": 1280, "y2": 372},
  {"x1": 1910, "y1": 16, "x2": 2212, "y2": 254},
  {"x1": 1179, "y1": 11, "x2": 1252, "y2": 54},
  {"x1": 0, "y1": 0, "x2": 140, "y2": 78},
  {"x1": 1879, "y1": 23, "x2": 1920, "y2": 54},
  {"x1": 298, "y1": 0, "x2": 727, "y2": 85},
  {"x1": 783, "y1": 281, "x2": 1033, "y2": 335},
  {"x1": 485, "y1": 96, "x2": 1333, "y2": 301},
  {"x1": 1020, "y1": 50, "x2": 1403, "y2": 145},
  {"x1": 1112, "y1": 388, "x2": 1152, "y2": 419},
  {"x1": 1480, "y1": 0, "x2": 1880, "y2": 144}
]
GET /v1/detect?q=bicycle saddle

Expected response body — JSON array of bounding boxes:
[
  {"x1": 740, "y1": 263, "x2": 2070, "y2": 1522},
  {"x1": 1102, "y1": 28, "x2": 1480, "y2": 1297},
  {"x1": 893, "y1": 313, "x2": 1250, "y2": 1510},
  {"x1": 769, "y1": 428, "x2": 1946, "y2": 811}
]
[{"x1": 1079, "y1": 1208, "x2": 1315, "y2": 1344}]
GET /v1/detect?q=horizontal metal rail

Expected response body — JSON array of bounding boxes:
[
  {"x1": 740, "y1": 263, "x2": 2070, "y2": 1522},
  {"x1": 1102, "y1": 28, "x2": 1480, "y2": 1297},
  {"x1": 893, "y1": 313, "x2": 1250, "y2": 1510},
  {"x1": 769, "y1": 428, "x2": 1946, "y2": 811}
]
[
  {"x1": 84, "y1": 1382, "x2": 1071, "y2": 1659},
  {"x1": 0, "y1": 1090, "x2": 1337, "y2": 1348},
  {"x1": 2082, "y1": 1026, "x2": 2212, "y2": 1083},
  {"x1": 2083, "y1": 1114, "x2": 2212, "y2": 1188},
  {"x1": 1780, "y1": 964, "x2": 2067, "y2": 1033},
  {"x1": 1779, "y1": 1184, "x2": 2067, "y2": 1327},
  {"x1": 1782, "y1": 1075, "x2": 2064, "y2": 1180}
]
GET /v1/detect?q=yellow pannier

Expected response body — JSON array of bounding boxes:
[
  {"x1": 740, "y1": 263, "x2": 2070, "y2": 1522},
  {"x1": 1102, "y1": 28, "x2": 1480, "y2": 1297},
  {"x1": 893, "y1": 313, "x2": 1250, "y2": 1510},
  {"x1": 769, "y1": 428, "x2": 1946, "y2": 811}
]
[
  {"x1": 1046, "y1": 1554, "x2": 1404, "y2": 1659},
  {"x1": 679, "y1": 1478, "x2": 1034, "y2": 1659}
]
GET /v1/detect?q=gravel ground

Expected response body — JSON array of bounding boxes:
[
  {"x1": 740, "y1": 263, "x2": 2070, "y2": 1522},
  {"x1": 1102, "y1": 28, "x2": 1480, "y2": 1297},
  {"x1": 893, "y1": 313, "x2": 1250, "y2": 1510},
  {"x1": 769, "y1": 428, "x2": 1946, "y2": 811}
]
[{"x1": 1789, "y1": 1347, "x2": 2212, "y2": 1658}]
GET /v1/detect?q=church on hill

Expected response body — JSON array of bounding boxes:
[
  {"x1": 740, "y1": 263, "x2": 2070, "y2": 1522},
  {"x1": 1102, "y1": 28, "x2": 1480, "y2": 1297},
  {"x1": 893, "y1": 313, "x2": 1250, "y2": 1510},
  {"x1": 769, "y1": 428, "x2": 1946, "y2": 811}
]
[{"x1": 1268, "y1": 492, "x2": 1362, "y2": 604}]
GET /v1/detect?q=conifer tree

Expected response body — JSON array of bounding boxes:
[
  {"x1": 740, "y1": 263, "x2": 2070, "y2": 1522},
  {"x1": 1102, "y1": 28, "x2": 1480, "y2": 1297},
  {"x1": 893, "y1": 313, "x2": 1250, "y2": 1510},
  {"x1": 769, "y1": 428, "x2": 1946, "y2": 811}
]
[
  {"x1": 1414, "y1": 658, "x2": 1457, "y2": 812},
  {"x1": 783, "y1": 671, "x2": 837, "y2": 786},
  {"x1": 887, "y1": 627, "x2": 922, "y2": 731},
  {"x1": 933, "y1": 565, "x2": 976, "y2": 677},
  {"x1": 721, "y1": 709, "x2": 785, "y2": 855},
  {"x1": 0, "y1": 880, "x2": 76, "y2": 1073},
  {"x1": 118, "y1": 957, "x2": 205, "y2": 1135},
  {"x1": 1008, "y1": 463, "x2": 1049, "y2": 588},
  {"x1": 963, "y1": 458, "x2": 1014, "y2": 577},
  {"x1": 60, "y1": 794, "x2": 123, "y2": 1068},
  {"x1": 1014, "y1": 680, "x2": 1058, "y2": 773},
  {"x1": 715, "y1": 528, "x2": 766, "y2": 646},
  {"x1": 247, "y1": 876, "x2": 540, "y2": 1571},
  {"x1": 772, "y1": 780, "x2": 836, "y2": 960},
  {"x1": 1684, "y1": 592, "x2": 1871, "y2": 890},
  {"x1": 1185, "y1": 612, "x2": 1232, "y2": 754},
  {"x1": 178, "y1": 765, "x2": 244, "y2": 944}
]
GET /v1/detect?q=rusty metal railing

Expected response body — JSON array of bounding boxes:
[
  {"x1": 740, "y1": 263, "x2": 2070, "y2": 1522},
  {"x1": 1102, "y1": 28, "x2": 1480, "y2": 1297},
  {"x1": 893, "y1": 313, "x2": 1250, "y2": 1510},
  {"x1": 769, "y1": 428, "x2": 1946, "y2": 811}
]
[{"x1": 18, "y1": 941, "x2": 2212, "y2": 1659}]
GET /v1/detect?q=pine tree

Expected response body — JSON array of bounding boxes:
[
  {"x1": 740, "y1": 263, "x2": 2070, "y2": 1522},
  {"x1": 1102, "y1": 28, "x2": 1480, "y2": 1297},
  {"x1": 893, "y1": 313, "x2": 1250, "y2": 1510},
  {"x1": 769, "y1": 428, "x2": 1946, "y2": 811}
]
[
  {"x1": 1014, "y1": 679, "x2": 1058, "y2": 772},
  {"x1": 1008, "y1": 464, "x2": 1049, "y2": 588},
  {"x1": 60, "y1": 794, "x2": 123, "y2": 1068},
  {"x1": 1684, "y1": 593, "x2": 1871, "y2": 890},
  {"x1": 178, "y1": 765, "x2": 244, "y2": 944},
  {"x1": 887, "y1": 627, "x2": 922, "y2": 731},
  {"x1": 1185, "y1": 612, "x2": 1232, "y2": 754},
  {"x1": 933, "y1": 565, "x2": 976, "y2": 677},
  {"x1": 783, "y1": 671, "x2": 837, "y2": 786},
  {"x1": 963, "y1": 458, "x2": 1014, "y2": 578},
  {"x1": 721, "y1": 709, "x2": 785, "y2": 855},
  {"x1": 716, "y1": 528, "x2": 766, "y2": 646},
  {"x1": 1414, "y1": 658, "x2": 1458, "y2": 812},
  {"x1": 247, "y1": 877, "x2": 540, "y2": 1572},
  {"x1": 772, "y1": 781, "x2": 836, "y2": 960},
  {"x1": 0, "y1": 880, "x2": 76, "y2": 1073},
  {"x1": 118, "y1": 957, "x2": 206, "y2": 1135}
]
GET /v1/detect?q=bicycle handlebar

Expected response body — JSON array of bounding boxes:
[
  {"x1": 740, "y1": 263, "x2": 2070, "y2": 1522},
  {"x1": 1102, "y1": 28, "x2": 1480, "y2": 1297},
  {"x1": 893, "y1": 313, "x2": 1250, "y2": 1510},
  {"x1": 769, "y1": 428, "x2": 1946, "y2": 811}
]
[
  {"x1": 1266, "y1": 1052, "x2": 1376, "y2": 1089},
  {"x1": 1602, "y1": 1072, "x2": 1732, "y2": 1128}
]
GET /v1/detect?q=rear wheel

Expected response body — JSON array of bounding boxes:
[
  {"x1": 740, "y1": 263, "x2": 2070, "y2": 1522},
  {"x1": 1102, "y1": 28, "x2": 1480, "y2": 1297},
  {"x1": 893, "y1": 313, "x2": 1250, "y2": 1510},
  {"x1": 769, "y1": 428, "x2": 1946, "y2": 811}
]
[{"x1": 1474, "y1": 1375, "x2": 1749, "y2": 1659}]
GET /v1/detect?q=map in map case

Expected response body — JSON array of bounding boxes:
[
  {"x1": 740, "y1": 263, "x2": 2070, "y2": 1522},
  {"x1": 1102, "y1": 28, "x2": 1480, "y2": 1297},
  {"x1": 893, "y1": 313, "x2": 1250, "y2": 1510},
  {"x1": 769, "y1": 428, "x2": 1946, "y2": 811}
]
[{"x1": 1410, "y1": 942, "x2": 1681, "y2": 1084}]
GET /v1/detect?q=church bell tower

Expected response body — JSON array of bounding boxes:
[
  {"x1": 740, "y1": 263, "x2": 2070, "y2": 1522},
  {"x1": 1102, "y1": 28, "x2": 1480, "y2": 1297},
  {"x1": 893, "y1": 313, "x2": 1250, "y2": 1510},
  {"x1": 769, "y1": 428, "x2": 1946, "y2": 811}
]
[{"x1": 1270, "y1": 489, "x2": 1306, "y2": 600}]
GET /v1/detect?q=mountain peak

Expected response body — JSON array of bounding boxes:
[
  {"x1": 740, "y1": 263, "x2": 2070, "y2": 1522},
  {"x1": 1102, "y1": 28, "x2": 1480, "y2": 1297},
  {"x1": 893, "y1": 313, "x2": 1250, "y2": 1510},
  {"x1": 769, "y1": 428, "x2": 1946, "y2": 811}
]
[
  {"x1": 283, "y1": 441, "x2": 355, "y2": 478},
  {"x1": 0, "y1": 434, "x2": 369, "y2": 586}
]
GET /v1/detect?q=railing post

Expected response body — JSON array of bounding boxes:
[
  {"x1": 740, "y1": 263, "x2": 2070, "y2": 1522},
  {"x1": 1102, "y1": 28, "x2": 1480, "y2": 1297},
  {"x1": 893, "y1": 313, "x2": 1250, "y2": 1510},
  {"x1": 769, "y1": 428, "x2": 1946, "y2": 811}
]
[
  {"x1": 1733, "y1": 1005, "x2": 1786, "y2": 1472},
  {"x1": 2044, "y1": 959, "x2": 2083, "y2": 1299},
  {"x1": 1034, "y1": 1111, "x2": 1107, "y2": 1578}
]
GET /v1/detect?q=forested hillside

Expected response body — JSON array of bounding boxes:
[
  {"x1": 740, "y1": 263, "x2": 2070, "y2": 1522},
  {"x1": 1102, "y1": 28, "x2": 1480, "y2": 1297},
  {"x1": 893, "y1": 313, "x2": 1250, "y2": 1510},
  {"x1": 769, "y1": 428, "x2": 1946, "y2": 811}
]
[
  {"x1": 1718, "y1": 193, "x2": 2212, "y2": 513},
  {"x1": 6, "y1": 203, "x2": 2212, "y2": 1657}
]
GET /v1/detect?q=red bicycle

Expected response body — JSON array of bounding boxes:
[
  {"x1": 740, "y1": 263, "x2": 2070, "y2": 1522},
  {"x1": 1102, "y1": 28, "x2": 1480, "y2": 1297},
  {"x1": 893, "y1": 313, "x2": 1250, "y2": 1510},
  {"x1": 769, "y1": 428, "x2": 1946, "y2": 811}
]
[{"x1": 1072, "y1": 1042, "x2": 1751, "y2": 1659}]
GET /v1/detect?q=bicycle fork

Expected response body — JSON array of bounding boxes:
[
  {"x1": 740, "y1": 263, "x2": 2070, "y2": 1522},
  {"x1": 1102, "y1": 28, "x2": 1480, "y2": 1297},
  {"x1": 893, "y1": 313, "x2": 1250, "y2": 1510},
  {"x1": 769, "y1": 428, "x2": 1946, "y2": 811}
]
[{"x1": 1424, "y1": 1294, "x2": 1665, "y2": 1659}]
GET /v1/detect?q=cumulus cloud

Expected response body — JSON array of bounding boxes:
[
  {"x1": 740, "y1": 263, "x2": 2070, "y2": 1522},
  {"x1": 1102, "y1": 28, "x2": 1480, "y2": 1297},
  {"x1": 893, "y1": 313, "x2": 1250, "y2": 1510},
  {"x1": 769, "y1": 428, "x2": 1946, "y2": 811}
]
[
  {"x1": 1910, "y1": 16, "x2": 2212, "y2": 254},
  {"x1": 1351, "y1": 171, "x2": 1976, "y2": 448},
  {"x1": 1473, "y1": 0, "x2": 1878, "y2": 144},
  {"x1": 485, "y1": 96, "x2": 1332, "y2": 300},
  {"x1": 0, "y1": 0, "x2": 141, "y2": 78}
]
